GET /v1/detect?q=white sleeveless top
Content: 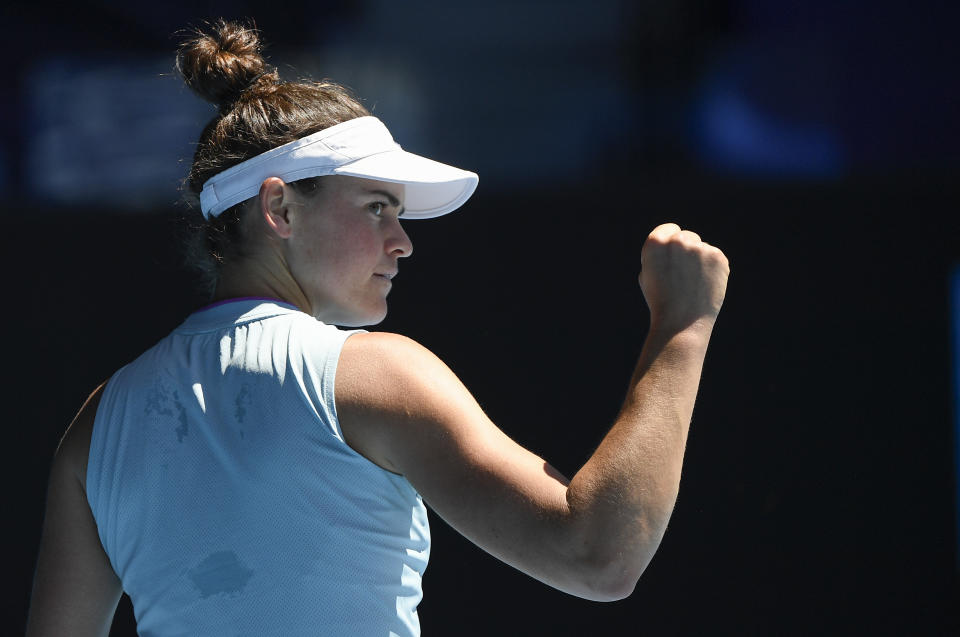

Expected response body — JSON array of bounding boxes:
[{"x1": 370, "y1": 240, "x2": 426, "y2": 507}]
[{"x1": 86, "y1": 299, "x2": 430, "y2": 636}]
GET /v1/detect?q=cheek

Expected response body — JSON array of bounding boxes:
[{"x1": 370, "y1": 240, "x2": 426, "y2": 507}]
[{"x1": 309, "y1": 219, "x2": 379, "y2": 277}]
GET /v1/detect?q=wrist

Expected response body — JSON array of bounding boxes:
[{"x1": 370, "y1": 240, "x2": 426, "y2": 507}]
[{"x1": 647, "y1": 317, "x2": 716, "y2": 346}]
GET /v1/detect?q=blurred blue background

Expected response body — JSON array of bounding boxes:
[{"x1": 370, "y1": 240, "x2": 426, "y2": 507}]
[
  {"x1": 6, "y1": 0, "x2": 957, "y2": 205},
  {"x1": 6, "y1": 1, "x2": 958, "y2": 634}
]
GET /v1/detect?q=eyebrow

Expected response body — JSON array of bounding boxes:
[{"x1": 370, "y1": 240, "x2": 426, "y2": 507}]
[{"x1": 367, "y1": 189, "x2": 406, "y2": 217}]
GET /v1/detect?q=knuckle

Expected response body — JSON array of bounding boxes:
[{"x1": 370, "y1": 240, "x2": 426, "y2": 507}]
[{"x1": 648, "y1": 223, "x2": 681, "y2": 240}]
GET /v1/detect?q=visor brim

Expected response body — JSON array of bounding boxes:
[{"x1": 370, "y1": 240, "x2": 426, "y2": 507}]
[{"x1": 334, "y1": 149, "x2": 478, "y2": 219}]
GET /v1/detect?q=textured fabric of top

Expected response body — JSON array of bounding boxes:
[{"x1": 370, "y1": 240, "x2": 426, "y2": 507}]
[{"x1": 86, "y1": 299, "x2": 430, "y2": 636}]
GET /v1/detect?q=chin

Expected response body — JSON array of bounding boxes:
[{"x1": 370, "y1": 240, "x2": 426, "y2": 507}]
[{"x1": 330, "y1": 306, "x2": 388, "y2": 328}]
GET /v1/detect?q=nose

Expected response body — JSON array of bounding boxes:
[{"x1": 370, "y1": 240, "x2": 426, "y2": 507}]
[{"x1": 387, "y1": 218, "x2": 413, "y2": 259}]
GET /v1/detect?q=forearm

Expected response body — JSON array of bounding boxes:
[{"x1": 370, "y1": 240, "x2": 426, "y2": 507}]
[{"x1": 565, "y1": 322, "x2": 714, "y2": 591}]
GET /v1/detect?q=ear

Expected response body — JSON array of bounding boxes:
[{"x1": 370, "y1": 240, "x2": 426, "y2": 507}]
[{"x1": 259, "y1": 177, "x2": 294, "y2": 239}]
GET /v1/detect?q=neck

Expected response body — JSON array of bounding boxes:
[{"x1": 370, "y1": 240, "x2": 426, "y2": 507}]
[{"x1": 213, "y1": 255, "x2": 313, "y2": 317}]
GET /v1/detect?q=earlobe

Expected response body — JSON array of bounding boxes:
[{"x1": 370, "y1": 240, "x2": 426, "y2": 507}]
[{"x1": 259, "y1": 177, "x2": 294, "y2": 239}]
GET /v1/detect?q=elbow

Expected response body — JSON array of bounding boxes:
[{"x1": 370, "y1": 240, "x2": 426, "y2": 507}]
[
  {"x1": 553, "y1": 494, "x2": 676, "y2": 601},
  {"x1": 597, "y1": 571, "x2": 642, "y2": 602},
  {"x1": 578, "y1": 582, "x2": 636, "y2": 603},
  {"x1": 563, "y1": 544, "x2": 656, "y2": 602},
  {"x1": 579, "y1": 556, "x2": 647, "y2": 602},
  {"x1": 562, "y1": 516, "x2": 670, "y2": 601}
]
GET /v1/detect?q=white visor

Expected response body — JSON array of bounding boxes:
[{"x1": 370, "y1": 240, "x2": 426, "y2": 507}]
[{"x1": 199, "y1": 116, "x2": 478, "y2": 219}]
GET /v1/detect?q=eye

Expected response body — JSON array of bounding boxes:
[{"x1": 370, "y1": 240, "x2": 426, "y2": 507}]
[{"x1": 369, "y1": 202, "x2": 385, "y2": 217}]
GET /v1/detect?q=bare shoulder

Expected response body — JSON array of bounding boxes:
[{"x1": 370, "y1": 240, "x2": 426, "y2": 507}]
[
  {"x1": 336, "y1": 332, "x2": 465, "y2": 472},
  {"x1": 56, "y1": 381, "x2": 108, "y2": 490},
  {"x1": 338, "y1": 331, "x2": 451, "y2": 393}
]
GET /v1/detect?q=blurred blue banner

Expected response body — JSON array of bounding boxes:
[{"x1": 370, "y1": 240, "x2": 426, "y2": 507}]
[
  {"x1": 952, "y1": 265, "x2": 960, "y2": 570},
  {"x1": 25, "y1": 58, "x2": 212, "y2": 210}
]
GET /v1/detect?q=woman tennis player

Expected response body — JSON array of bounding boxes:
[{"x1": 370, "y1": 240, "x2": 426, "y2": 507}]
[{"x1": 27, "y1": 20, "x2": 729, "y2": 636}]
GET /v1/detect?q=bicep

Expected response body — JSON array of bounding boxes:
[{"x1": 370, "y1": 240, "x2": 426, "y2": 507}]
[
  {"x1": 336, "y1": 333, "x2": 597, "y2": 596},
  {"x1": 27, "y1": 392, "x2": 122, "y2": 637}
]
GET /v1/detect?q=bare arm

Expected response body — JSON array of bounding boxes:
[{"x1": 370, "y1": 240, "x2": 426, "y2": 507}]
[
  {"x1": 562, "y1": 223, "x2": 729, "y2": 594},
  {"x1": 562, "y1": 324, "x2": 714, "y2": 596},
  {"x1": 336, "y1": 223, "x2": 729, "y2": 601},
  {"x1": 27, "y1": 383, "x2": 123, "y2": 636}
]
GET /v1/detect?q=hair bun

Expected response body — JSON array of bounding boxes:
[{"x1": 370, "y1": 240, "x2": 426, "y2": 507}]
[{"x1": 176, "y1": 19, "x2": 277, "y2": 108}]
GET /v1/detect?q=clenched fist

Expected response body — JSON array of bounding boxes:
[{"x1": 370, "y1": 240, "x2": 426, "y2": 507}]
[{"x1": 639, "y1": 223, "x2": 730, "y2": 334}]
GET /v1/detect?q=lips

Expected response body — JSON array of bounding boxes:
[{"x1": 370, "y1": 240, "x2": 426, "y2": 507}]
[{"x1": 374, "y1": 272, "x2": 396, "y2": 280}]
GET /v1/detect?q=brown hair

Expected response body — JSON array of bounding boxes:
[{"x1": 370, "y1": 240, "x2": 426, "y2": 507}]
[{"x1": 176, "y1": 19, "x2": 370, "y2": 296}]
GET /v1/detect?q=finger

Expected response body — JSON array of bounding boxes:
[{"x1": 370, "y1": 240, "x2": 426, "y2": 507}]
[
  {"x1": 648, "y1": 223, "x2": 681, "y2": 242},
  {"x1": 678, "y1": 230, "x2": 702, "y2": 244}
]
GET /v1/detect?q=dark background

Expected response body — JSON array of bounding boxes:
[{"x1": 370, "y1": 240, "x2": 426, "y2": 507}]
[{"x1": 6, "y1": 1, "x2": 958, "y2": 634}]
